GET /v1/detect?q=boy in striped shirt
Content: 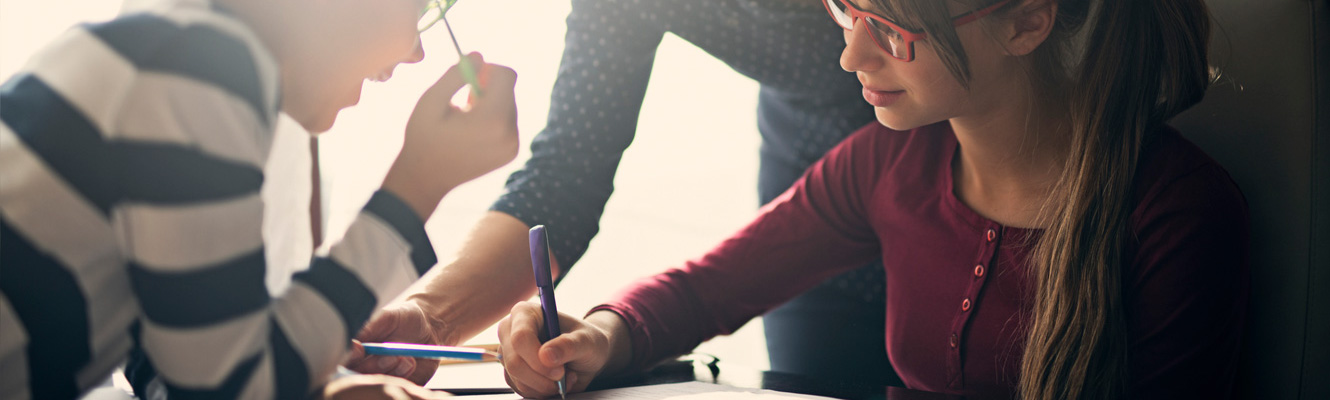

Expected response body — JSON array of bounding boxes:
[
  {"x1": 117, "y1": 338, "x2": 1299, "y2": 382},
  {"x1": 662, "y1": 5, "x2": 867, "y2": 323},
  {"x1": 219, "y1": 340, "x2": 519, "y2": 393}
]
[{"x1": 0, "y1": 0, "x2": 518, "y2": 398}]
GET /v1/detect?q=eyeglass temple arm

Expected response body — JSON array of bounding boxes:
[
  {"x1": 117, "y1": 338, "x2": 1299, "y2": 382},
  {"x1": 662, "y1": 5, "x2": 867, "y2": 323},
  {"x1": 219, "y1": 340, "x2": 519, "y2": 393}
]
[{"x1": 951, "y1": 0, "x2": 1011, "y2": 26}]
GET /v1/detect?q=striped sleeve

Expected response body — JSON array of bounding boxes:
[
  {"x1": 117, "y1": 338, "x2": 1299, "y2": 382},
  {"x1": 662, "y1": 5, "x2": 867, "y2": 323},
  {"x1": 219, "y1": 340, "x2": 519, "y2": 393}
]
[
  {"x1": 126, "y1": 191, "x2": 435, "y2": 399},
  {"x1": 0, "y1": 9, "x2": 437, "y2": 399}
]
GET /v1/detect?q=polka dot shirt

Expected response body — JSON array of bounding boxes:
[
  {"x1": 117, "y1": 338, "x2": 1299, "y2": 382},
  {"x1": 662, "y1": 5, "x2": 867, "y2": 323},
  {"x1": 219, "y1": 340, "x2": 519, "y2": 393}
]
[{"x1": 493, "y1": 0, "x2": 883, "y2": 302}]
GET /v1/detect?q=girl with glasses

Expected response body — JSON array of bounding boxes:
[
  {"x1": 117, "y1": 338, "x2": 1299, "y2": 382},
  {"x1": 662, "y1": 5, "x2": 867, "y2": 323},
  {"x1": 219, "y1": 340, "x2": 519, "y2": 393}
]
[{"x1": 498, "y1": 0, "x2": 1247, "y2": 399}]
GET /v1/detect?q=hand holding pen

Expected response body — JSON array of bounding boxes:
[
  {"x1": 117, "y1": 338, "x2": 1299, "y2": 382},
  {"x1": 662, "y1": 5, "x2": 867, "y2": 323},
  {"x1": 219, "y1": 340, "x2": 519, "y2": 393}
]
[
  {"x1": 499, "y1": 302, "x2": 619, "y2": 399},
  {"x1": 497, "y1": 226, "x2": 617, "y2": 399}
]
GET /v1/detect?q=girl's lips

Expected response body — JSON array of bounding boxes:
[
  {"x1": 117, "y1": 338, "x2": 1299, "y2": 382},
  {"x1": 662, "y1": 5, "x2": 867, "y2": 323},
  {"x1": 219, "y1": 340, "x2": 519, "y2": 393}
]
[{"x1": 862, "y1": 87, "x2": 904, "y2": 107}]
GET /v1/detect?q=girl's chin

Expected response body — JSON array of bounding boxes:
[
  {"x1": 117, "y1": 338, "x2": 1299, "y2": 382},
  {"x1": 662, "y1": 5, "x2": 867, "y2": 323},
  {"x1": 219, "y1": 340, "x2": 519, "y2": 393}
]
[{"x1": 874, "y1": 109, "x2": 927, "y2": 132}]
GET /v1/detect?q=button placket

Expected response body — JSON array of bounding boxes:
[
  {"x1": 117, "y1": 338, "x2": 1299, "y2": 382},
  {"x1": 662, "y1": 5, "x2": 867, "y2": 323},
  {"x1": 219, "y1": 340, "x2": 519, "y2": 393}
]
[{"x1": 947, "y1": 225, "x2": 1001, "y2": 389}]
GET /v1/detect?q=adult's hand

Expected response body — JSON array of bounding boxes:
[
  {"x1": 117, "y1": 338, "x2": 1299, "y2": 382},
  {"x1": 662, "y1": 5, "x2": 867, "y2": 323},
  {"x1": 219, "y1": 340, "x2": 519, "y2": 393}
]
[{"x1": 344, "y1": 301, "x2": 448, "y2": 385}]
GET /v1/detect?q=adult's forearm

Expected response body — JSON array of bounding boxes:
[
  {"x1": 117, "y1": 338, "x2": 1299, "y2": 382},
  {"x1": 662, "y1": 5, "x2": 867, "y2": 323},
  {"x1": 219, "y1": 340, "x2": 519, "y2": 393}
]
[{"x1": 406, "y1": 211, "x2": 561, "y2": 345}]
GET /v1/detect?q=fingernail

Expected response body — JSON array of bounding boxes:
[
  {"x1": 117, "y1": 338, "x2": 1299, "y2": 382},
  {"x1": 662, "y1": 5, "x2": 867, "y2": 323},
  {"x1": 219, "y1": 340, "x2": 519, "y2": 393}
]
[
  {"x1": 545, "y1": 348, "x2": 562, "y2": 363},
  {"x1": 377, "y1": 357, "x2": 396, "y2": 371},
  {"x1": 547, "y1": 367, "x2": 563, "y2": 381},
  {"x1": 394, "y1": 362, "x2": 412, "y2": 377}
]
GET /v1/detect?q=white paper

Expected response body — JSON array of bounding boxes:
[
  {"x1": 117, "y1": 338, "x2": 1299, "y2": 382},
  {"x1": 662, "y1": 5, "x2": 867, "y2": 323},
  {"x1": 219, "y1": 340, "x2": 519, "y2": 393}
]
[
  {"x1": 424, "y1": 362, "x2": 510, "y2": 392},
  {"x1": 457, "y1": 381, "x2": 839, "y2": 400}
]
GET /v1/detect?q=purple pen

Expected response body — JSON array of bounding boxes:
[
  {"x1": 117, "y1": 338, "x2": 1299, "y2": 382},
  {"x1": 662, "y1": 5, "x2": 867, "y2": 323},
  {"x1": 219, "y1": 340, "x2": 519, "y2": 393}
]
[{"x1": 529, "y1": 225, "x2": 567, "y2": 399}]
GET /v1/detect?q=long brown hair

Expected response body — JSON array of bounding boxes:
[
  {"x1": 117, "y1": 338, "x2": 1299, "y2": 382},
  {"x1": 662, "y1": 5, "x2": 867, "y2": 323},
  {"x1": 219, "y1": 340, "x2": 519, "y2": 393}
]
[{"x1": 868, "y1": 0, "x2": 1212, "y2": 398}]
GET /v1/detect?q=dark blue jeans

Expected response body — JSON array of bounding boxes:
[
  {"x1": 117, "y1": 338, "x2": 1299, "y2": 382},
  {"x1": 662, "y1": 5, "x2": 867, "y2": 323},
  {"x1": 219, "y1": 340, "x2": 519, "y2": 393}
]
[{"x1": 762, "y1": 262, "x2": 900, "y2": 386}]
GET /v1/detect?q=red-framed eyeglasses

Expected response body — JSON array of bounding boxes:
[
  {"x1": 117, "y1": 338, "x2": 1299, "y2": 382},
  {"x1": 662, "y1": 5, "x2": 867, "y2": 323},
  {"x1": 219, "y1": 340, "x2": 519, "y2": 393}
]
[{"x1": 822, "y1": 0, "x2": 1011, "y2": 62}]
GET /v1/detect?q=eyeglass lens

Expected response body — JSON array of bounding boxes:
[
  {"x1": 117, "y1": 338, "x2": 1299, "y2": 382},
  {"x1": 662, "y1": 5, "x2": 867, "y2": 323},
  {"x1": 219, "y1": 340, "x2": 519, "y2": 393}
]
[{"x1": 824, "y1": 0, "x2": 908, "y2": 60}]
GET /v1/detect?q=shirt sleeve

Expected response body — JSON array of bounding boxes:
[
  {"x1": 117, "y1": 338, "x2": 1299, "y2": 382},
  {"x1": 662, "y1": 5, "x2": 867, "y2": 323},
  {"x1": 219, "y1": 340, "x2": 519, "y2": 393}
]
[
  {"x1": 123, "y1": 193, "x2": 433, "y2": 399},
  {"x1": 490, "y1": 0, "x2": 666, "y2": 272},
  {"x1": 104, "y1": 34, "x2": 437, "y2": 400},
  {"x1": 1125, "y1": 160, "x2": 1250, "y2": 399},
  {"x1": 592, "y1": 125, "x2": 886, "y2": 371}
]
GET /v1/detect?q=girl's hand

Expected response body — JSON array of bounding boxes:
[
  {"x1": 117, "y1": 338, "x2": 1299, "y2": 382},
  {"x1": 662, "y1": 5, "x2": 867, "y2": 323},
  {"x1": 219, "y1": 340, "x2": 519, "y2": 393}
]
[{"x1": 497, "y1": 302, "x2": 615, "y2": 399}]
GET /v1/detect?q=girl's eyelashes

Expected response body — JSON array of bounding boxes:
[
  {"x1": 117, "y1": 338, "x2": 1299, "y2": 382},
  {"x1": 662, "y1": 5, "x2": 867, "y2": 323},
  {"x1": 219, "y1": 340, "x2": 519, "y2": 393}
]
[{"x1": 874, "y1": 23, "x2": 905, "y2": 41}]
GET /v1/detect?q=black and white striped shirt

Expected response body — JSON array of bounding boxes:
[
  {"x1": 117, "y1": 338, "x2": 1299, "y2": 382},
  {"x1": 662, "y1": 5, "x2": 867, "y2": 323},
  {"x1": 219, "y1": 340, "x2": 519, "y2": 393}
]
[{"x1": 0, "y1": 1, "x2": 436, "y2": 398}]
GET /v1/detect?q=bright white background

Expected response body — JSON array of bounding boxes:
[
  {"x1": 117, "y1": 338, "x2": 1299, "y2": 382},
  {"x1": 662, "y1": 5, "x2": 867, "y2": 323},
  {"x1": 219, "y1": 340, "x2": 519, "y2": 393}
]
[{"x1": 1, "y1": 0, "x2": 769, "y2": 369}]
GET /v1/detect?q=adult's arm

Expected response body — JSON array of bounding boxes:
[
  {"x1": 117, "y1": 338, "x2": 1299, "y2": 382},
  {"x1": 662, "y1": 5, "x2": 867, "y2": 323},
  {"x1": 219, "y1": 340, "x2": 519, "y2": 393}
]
[
  {"x1": 349, "y1": 0, "x2": 672, "y2": 381},
  {"x1": 401, "y1": 210, "x2": 548, "y2": 347},
  {"x1": 489, "y1": 0, "x2": 670, "y2": 268}
]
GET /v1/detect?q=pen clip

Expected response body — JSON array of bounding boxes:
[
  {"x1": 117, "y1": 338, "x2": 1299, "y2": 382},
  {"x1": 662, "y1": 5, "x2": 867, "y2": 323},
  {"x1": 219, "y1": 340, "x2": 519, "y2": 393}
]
[{"x1": 530, "y1": 225, "x2": 562, "y2": 344}]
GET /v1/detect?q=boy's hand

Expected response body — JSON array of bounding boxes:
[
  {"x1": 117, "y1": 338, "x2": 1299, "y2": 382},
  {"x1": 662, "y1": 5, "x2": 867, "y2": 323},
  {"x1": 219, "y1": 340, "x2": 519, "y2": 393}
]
[
  {"x1": 344, "y1": 301, "x2": 448, "y2": 385},
  {"x1": 498, "y1": 302, "x2": 615, "y2": 399},
  {"x1": 383, "y1": 52, "x2": 519, "y2": 218}
]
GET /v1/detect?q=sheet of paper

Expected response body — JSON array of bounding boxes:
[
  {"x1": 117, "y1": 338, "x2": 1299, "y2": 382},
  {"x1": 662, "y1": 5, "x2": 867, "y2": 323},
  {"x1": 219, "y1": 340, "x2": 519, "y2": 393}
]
[
  {"x1": 456, "y1": 381, "x2": 839, "y2": 400},
  {"x1": 424, "y1": 362, "x2": 511, "y2": 393}
]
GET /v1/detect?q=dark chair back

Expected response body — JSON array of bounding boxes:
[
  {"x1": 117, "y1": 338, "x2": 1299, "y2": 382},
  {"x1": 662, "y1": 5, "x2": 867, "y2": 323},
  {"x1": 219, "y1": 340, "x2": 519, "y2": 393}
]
[{"x1": 1170, "y1": 0, "x2": 1329, "y2": 397}]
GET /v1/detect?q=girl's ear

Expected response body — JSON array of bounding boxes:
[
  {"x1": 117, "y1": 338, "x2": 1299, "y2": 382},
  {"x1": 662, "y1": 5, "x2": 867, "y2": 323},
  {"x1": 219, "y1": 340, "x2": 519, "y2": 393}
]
[{"x1": 1002, "y1": 0, "x2": 1058, "y2": 56}]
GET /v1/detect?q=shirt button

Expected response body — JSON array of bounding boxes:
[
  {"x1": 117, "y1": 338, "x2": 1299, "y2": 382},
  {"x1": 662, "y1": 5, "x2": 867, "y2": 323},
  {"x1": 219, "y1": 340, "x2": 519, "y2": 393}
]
[
  {"x1": 986, "y1": 229, "x2": 996, "y2": 242},
  {"x1": 961, "y1": 298, "x2": 972, "y2": 311},
  {"x1": 974, "y1": 264, "x2": 985, "y2": 278},
  {"x1": 949, "y1": 333, "x2": 958, "y2": 348}
]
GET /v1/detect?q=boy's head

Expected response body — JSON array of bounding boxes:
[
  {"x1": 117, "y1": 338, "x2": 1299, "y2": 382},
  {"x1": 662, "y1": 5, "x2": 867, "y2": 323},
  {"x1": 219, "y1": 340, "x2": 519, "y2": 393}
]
[{"x1": 221, "y1": 0, "x2": 429, "y2": 133}]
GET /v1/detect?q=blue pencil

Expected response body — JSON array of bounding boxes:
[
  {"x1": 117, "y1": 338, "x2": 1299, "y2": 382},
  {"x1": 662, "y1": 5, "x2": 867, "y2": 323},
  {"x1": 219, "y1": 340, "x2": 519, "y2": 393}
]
[{"x1": 359, "y1": 342, "x2": 499, "y2": 361}]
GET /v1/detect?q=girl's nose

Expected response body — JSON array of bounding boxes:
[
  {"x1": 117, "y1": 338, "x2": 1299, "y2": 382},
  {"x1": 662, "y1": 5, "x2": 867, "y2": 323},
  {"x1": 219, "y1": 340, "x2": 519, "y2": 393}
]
[{"x1": 840, "y1": 19, "x2": 885, "y2": 73}]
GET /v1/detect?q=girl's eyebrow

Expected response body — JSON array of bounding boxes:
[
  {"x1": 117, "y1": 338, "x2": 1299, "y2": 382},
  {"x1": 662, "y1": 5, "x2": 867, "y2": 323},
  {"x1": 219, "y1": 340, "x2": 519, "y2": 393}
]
[
  {"x1": 845, "y1": 0, "x2": 879, "y2": 13},
  {"x1": 847, "y1": 0, "x2": 903, "y2": 23},
  {"x1": 851, "y1": 0, "x2": 883, "y2": 13}
]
